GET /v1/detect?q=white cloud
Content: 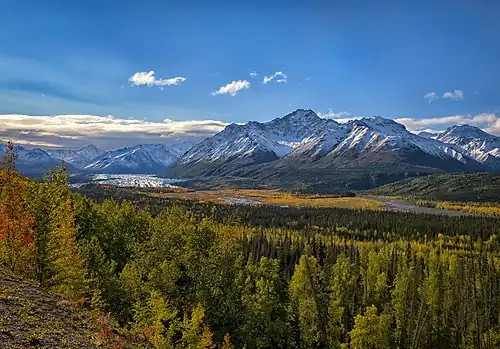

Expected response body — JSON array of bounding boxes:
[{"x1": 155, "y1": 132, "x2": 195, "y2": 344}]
[
  {"x1": 318, "y1": 110, "x2": 351, "y2": 119},
  {"x1": 263, "y1": 71, "x2": 288, "y2": 84},
  {"x1": 0, "y1": 137, "x2": 61, "y2": 148},
  {"x1": 317, "y1": 110, "x2": 362, "y2": 124},
  {"x1": 129, "y1": 71, "x2": 186, "y2": 88},
  {"x1": 395, "y1": 113, "x2": 500, "y2": 135},
  {"x1": 0, "y1": 114, "x2": 228, "y2": 149},
  {"x1": 424, "y1": 89, "x2": 464, "y2": 103},
  {"x1": 395, "y1": 115, "x2": 466, "y2": 129},
  {"x1": 442, "y1": 89, "x2": 464, "y2": 100},
  {"x1": 250, "y1": 71, "x2": 258, "y2": 77},
  {"x1": 487, "y1": 119, "x2": 500, "y2": 135},
  {"x1": 212, "y1": 80, "x2": 250, "y2": 96},
  {"x1": 424, "y1": 92, "x2": 439, "y2": 104}
]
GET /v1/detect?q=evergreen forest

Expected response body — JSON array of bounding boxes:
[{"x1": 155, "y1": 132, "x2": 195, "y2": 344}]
[{"x1": 1, "y1": 142, "x2": 500, "y2": 349}]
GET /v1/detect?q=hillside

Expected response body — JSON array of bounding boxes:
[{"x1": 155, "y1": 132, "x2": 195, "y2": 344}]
[
  {"x1": 0, "y1": 268, "x2": 138, "y2": 348},
  {"x1": 2, "y1": 160, "x2": 500, "y2": 348},
  {"x1": 366, "y1": 172, "x2": 500, "y2": 202}
]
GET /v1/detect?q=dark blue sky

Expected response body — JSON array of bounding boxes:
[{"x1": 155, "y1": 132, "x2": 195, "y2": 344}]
[{"x1": 0, "y1": 0, "x2": 499, "y2": 126}]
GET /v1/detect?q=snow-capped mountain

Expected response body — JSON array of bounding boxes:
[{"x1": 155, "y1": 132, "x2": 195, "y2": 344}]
[
  {"x1": 308, "y1": 117, "x2": 487, "y2": 171},
  {"x1": 16, "y1": 146, "x2": 54, "y2": 164},
  {"x1": 417, "y1": 131, "x2": 438, "y2": 139},
  {"x1": 5, "y1": 109, "x2": 500, "y2": 181},
  {"x1": 4, "y1": 142, "x2": 191, "y2": 176},
  {"x1": 292, "y1": 116, "x2": 452, "y2": 158},
  {"x1": 84, "y1": 144, "x2": 182, "y2": 174},
  {"x1": 12, "y1": 146, "x2": 75, "y2": 176},
  {"x1": 174, "y1": 109, "x2": 339, "y2": 172},
  {"x1": 168, "y1": 110, "x2": 485, "y2": 177},
  {"x1": 48, "y1": 144, "x2": 105, "y2": 169},
  {"x1": 420, "y1": 125, "x2": 500, "y2": 170}
]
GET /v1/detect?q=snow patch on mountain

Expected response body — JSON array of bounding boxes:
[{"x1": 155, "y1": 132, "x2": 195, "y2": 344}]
[
  {"x1": 430, "y1": 125, "x2": 500, "y2": 169},
  {"x1": 179, "y1": 109, "x2": 340, "y2": 166},
  {"x1": 48, "y1": 145, "x2": 105, "y2": 168},
  {"x1": 16, "y1": 146, "x2": 55, "y2": 164},
  {"x1": 306, "y1": 117, "x2": 470, "y2": 163},
  {"x1": 174, "y1": 111, "x2": 485, "y2": 173},
  {"x1": 84, "y1": 144, "x2": 181, "y2": 173}
]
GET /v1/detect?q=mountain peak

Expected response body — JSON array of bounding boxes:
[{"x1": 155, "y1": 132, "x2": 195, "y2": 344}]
[
  {"x1": 279, "y1": 109, "x2": 320, "y2": 123},
  {"x1": 444, "y1": 124, "x2": 489, "y2": 138},
  {"x1": 353, "y1": 116, "x2": 407, "y2": 133},
  {"x1": 434, "y1": 124, "x2": 500, "y2": 169},
  {"x1": 362, "y1": 116, "x2": 398, "y2": 124},
  {"x1": 81, "y1": 144, "x2": 102, "y2": 151},
  {"x1": 418, "y1": 131, "x2": 438, "y2": 139}
]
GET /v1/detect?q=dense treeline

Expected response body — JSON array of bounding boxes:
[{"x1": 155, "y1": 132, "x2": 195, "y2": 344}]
[
  {"x1": 78, "y1": 185, "x2": 500, "y2": 242},
  {"x1": 174, "y1": 169, "x2": 427, "y2": 194},
  {"x1": 366, "y1": 172, "x2": 500, "y2": 202},
  {"x1": 2, "y1": 142, "x2": 500, "y2": 348}
]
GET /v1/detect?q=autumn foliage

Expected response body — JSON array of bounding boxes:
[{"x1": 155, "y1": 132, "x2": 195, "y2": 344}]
[{"x1": 2, "y1": 142, "x2": 500, "y2": 348}]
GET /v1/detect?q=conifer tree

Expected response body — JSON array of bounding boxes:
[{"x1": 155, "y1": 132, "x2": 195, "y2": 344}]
[
  {"x1": 221, "y1": 334, "x2": 234, "y2": 349},
  {"x1": 329, "y1": 253, "x2": 356, "y2": 347},
  {"x1": 49, "y1": 199, "x2": 87, "y2": 298},
  {"x1": 182, "y1": 304, "x2": 216, "y2": 349},
  {"x1": 289, "y1": 254, "x2": 328, "y2": 348},
  {"x1": 349, "y1": 305, "x2": 391, "y2": 349}
]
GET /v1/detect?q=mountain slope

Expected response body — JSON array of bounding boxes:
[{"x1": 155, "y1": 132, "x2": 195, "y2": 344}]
[
  {"x1": 366, "y1": 172, "x2": 500, "y2": 202},
  {"x1": 84, "y1": 143, "x2": 181, "y2": 174},
  {"x1": 5, "y1": 142, "x2": 191, "y2": 176},
  {"x1": 421, "y1": 125, "x2": 500, "y2": 170},
  {"x1": 168, "y1": 110, "x2": 487, "y2": 180},
  {"x1": 169, "y1": 109, "x2": 340, "y2": 176},
  {"x1": 286, "y1": 117, "x2": 480, "y2": 171},
  {"x1": 48, "y1": 144, "x2": 105, "y2": 169},
  {"x1": 14, "y1": 146, "x2": 76, "y2": 176}
]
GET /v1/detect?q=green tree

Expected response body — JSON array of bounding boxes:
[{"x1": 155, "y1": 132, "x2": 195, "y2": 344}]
[
  {"x1": 349, "y1": 305, "x2": 391, "y2": 349},
  {"x1": 237, "y1": 257, "x2": 288, "y2": 348},
  {"x1": 391, "y1": 264, "x2": 412, "y2": 348},
  {"x1": 328, "y1": 253, "x2": 357, "y2": 348},
  {"x1": 133, "y1": 290, "x2": 181, "y2": 349},
  {"x1": 49, "y1": 199, "x2": 87, "y2": 298},
  {"x1": 182, "y1": 304, "x2": 215, "y2": 349},
  {"x1": 289, "y1": 254, "x2": 328, "y2": 348}
]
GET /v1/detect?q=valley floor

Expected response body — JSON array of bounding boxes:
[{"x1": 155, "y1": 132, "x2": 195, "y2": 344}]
[
  {"x1": 133, "y1": 187, "x2": 483, "y2": 216},
  {"x1": 360, "y1": 195, "x2": 477, "y2": 216}
]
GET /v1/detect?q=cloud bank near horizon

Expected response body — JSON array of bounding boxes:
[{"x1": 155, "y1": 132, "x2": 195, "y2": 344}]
[
  {"x1": 0, "y1": 114, "x2": 228, "y2": 150},
  {"x1": 395, "y1": 113, "x2": 500, "y2": 135}
]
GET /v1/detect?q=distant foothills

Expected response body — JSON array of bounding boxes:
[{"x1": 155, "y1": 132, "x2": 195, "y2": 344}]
[{"x1": 5, "y1": 109, "x2": 500, "y2": 191}]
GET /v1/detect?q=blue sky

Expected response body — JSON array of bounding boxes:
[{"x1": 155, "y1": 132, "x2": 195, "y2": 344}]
[{"x1": 1, "y1": 0, "x2": 500, "y2": 148}]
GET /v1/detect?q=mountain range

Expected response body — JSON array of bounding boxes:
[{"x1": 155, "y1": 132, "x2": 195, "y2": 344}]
[
  {"x1": 419, "y1": 124, "x2": 500, "y2": 170},
  {"x1": 167, "y1": 109, "x2": 499, "y2": 175},
  {"x1": 6, "y1": 109, "x2": 500, "y2": 188},
  {"x1": 10, "y1": 143, "x2": 190, "y2": 176}
]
